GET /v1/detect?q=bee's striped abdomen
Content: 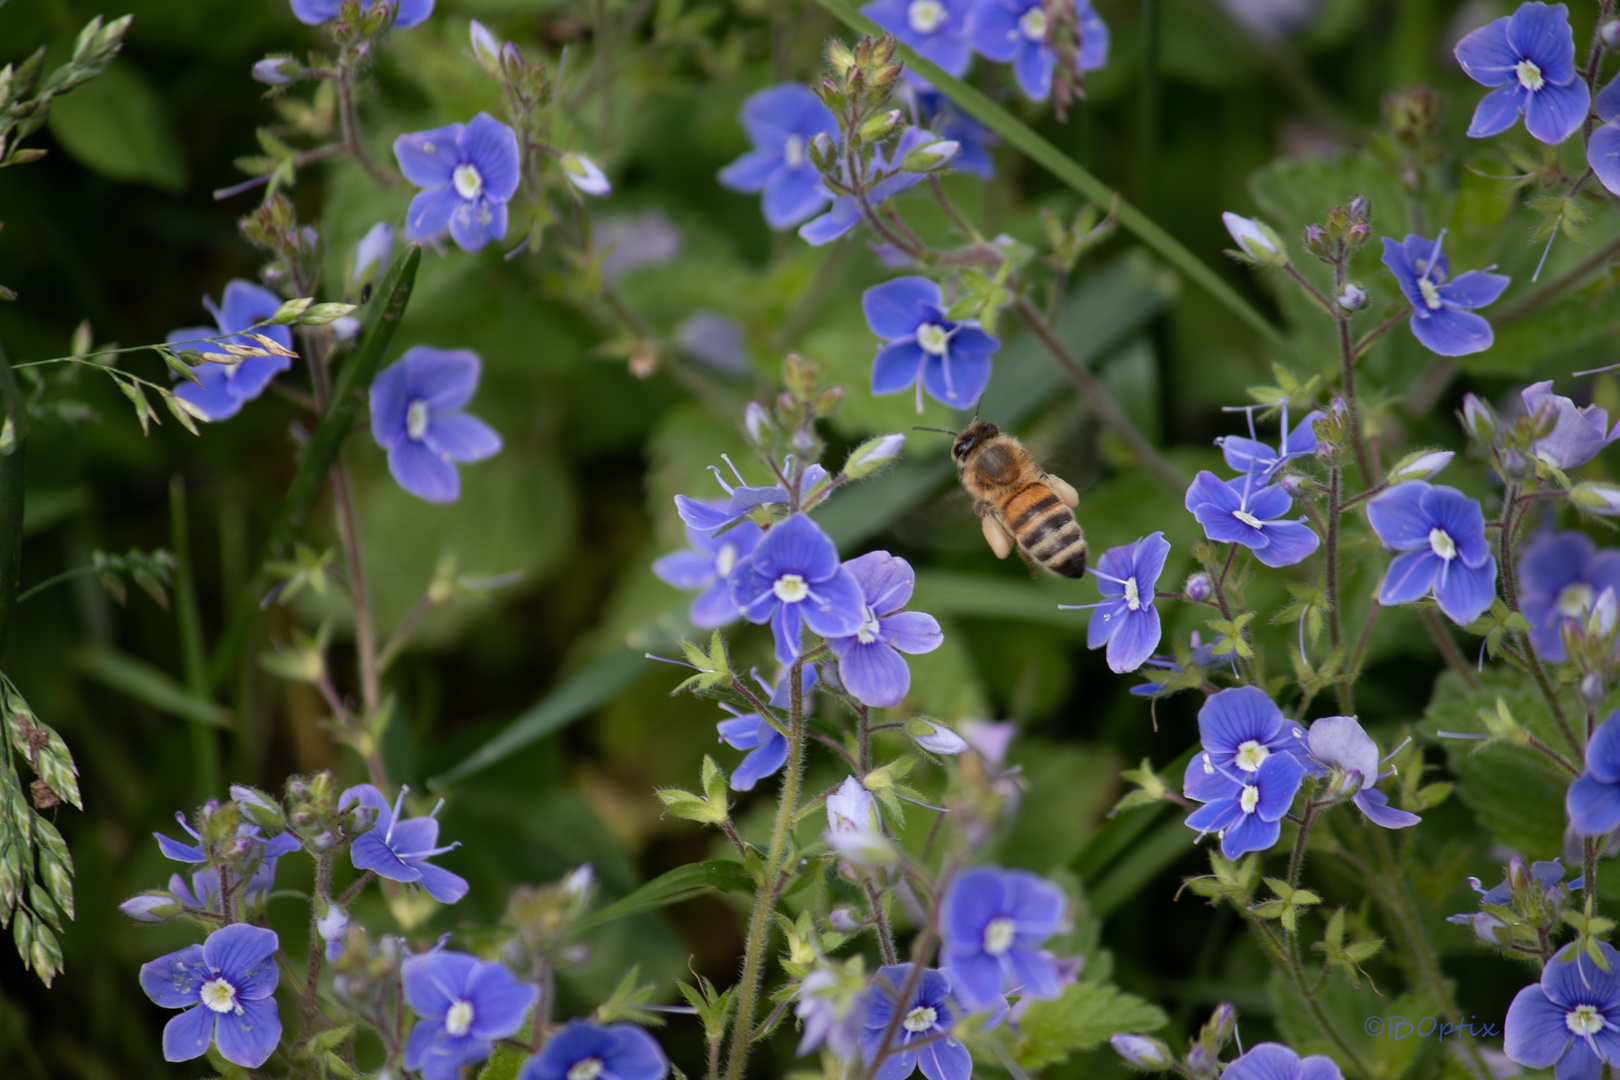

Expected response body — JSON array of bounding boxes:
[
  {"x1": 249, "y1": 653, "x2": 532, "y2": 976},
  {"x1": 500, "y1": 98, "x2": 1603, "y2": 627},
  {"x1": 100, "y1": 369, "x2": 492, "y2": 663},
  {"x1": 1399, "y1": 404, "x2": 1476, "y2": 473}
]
[{"x1": 1001, "y1": 482, "x2": 1088, "y2": 579}]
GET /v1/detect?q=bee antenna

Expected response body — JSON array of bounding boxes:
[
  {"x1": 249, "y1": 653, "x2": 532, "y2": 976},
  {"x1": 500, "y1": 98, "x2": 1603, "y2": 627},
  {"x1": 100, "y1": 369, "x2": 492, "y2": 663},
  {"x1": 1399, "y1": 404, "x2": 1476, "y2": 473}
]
[
  {"x1": 911, "y1": 426, "x2": 957, "y2": 435},
  {"x1": 971, "y1": 398, "x2": 983, "y2": 422}
]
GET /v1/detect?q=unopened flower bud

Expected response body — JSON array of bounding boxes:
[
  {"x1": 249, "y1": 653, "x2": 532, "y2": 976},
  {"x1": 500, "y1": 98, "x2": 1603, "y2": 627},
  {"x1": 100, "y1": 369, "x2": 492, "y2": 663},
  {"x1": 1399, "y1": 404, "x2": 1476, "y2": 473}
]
[
  {"x1": 843, "y1": 433, "x2": 904, "y2": 479},
  {"x1": 1387, "y1": 448, "x2": 1454, "y2": 482},
  {"x1": 1221, "y1": 212, "x2": 1288, "y2": 267},
  {"x1": 1461, "y1": 393, "x2": 1497, "y2": 443},
  {"x1": 744, "y1": 402, "x2": 772, "y2": 446},
  {"x1": 1383, "y1": 85, "x2": 1445, "y2": 146},
  {"x1": 253, "y1": 57, "x2": 298, "y2": 86},
  {"x1": 1603, "y1": 19, "x2": 1620, "y2": 49},
  {"x1": 1304, "y1": 224, "x2": 1329, "y2": 256},
  {"x1": 1201, "y1": 1002, "x2": 1238, "y2": 1050},
  {"x1": 120, "y1": 892, "x2": 180, "y2": 922},
  {"x1": 1110, "y1": 1034, "x2": 1173, "y2": 1072},
  {"x1": 1345, "y1": 222, "x2": 1371, "y2": 246},
  {"x1": 1280, "y1": 472, "x2": 1311, "y2": 497},
  {"x1": 907, "y1": 717, "x2": 968, "y2": 755},
  {"x1": 808, "y1": 131, "x2": 837, "y2": 173},
  {"x1": 858, "y1": 110, "x2": 902, "y2": 144},
  {"x1": 1184, "y1": 1044, "x2": 1221, "y2": 1080},
  {"x1": 317, "y1": 902, "x2": 349, "y2": 943},
  {"x1": 1347, "y1": 195, "x2": 1368, "y2": 222},
  {"x1": 308, "y1": 830, "x2": 337, "y2": 852},
  {"x1": 1337, "y1": 283, "x2": 1367, "y2": 311},
  {"x1": 1573, "y1": 481, "x2": 1620, "y2": 517},
  {"x1": 561, "y1": 153, "x2": 611, "y2": 197},
  {"x1": 829, "y1": 907, "x2": 861, "y2": 933},
  {"x1": 902, "y1": 139, "x2": 961, "y2": 172},
  {"x1": 1496, "y1": 448, "x2": 1535, "y2": 483},
  {"x1": 1184, "y1": 572, "x2": 1213, "y2": 603},
  {"x1": 826, "y1": 39, "x2": 856, "y2": 75},
  {"x1": 1584, "y1": 671, "x2": 1607, "y2": 705},
  {"x1": 470, "y1": 20, "x2": 501, "y2": 73}
]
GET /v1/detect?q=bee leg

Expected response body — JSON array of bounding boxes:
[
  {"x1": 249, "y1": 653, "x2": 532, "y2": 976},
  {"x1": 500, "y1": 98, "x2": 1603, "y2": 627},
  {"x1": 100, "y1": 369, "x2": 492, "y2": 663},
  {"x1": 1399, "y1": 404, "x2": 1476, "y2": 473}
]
[
  {"x1": 980, "y1": 513, "x2": 1014, "y2": 560},
  {"x1": 1016, "y1": 546, "x2": 1041, "y2": 579},
  {"x1": 1045, "y1": 473, "x2": 1080, "y2": 508}
]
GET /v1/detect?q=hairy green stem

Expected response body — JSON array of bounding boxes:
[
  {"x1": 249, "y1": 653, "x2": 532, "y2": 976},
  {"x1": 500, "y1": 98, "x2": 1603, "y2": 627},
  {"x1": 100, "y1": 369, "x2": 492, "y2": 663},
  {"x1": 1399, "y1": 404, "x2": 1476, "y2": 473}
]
[
  {"x1": 1242, "y1": 908, "x2": 1373, "y2": 1078},
  {"x1": 722, "y1": 662, "x2": 807, "y2": 1080},
  {"x1": 302, "y1": 853, "x2": 334, "y2": 1039}
]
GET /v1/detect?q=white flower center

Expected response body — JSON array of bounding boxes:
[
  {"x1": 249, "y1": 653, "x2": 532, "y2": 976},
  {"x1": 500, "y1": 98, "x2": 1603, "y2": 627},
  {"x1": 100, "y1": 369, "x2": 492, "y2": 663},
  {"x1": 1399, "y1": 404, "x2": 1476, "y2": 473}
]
[
  {"x1": 1429, "y1": 527, "x2": 1457, "y2": 561},
  {"x1": 983, "y1": 916, "x2": 1017, "y2": 956},
  {"x1": 908, "y1": 0, "x2": 949, "y2": 33},
  {"x1": 1123, "y1": 576, "x2": 1141, "y2": 612},
  {"x1": 1516, "y1": 59, "x2": 1545, "y2": 92},
  {"x1": 1240, "y1": 785, "x2": 1260, "y2": 814},
  {"x1": 856, "y1": 604, "x2": 882, "y2": 644},
  {"x1": 407, "y1": 399, "x2": 431, "y2": 441},
  {"x1": 783, "y1": 134, "x2": 806, "y2": 169},
  {"x1": 916, "y1": 322, "x2": 950, "y2": 356},
  {"x1": 1568, "y1": 1004, "x2": 1605, "y2": 1036},
  {"x1": 1233, "y1": 509, "x2": 1264, "y2": 529},
  {"x1": 200, "y1": 977, "x2": 238, "y2": 1014},
  {"x1": 904, "y1": 1005, "x2": 938, "y2": 1032},
  {"x1": 1018, "y1": 7, "x2": 1048, "y2": 39},
  {"x1": 453, "y1": 163, "x2": 483, "y2": 200},
  {"x1": 774, "y1": 573, "x2": 810, "y2": 603},
  {"x1": 1234, "y1": 740, "x2": 1270, "y2": 772},
  {"x1": 569, "y1": 1058, "x2": 606, "y2": 1080},
  {"x1": 1560, "y1": 582, "x2": 1596, "y2": 618},
  {"x1": 1418, "y1": 275, "x2": 1444, "y2": 311},
  {"x1": 715, "y1": 543, "x2": 738, "y2": 578},
  {"x1": 446, "y1": 999, "x2": 475, "y2": 1036}
]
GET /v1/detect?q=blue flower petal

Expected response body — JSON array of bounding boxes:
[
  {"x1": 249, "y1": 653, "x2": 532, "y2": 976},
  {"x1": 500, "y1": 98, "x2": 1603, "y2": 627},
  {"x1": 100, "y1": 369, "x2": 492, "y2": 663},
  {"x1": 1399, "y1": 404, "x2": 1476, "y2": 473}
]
[
  {"x1": 831, "y1": 638, "x2": 911, "y2": 707},
  {"x1": 1353, "y1": 788, "x2": 1421, "y2": 828},
  {"x1": 1524, "y1": 76, "x2": 1590, "y2": 145},
  {"x1": 460, "y1": 113, "x2": 521, "y2": 202},
  {"x1": 763, "y1": 167, "x2": 832, "y2": 229},
  {"x1": 1433, "y1": 554, "x2": 1497, "y2": 625},
  {"x1": 966, "y1": 0, "x2": 1023, "y2": 62},
  {"x1": 1411, "y1": 304, "x2": 1495, "y2": 356},
  {"x1": 1589, "y1": 121, "x2": 1620, "y2": 194},
  {"x1": 1251, "y1": 519, "x2": 1319, "y2": 568},
  {"x1": 871, "y1": 338, "x2": 927, "y2": 396},
  {"x1": 406, "y1": 185, "x2": 461, "y2": 241},
  {"x1": 1104, "y1": 606, "x2": 1160, "y2": 674},
  {"x1": 414, "y1": 861, "x2": 471, "y2": 904},
  {"x1": 174, "y1": 365, "x2": 243, "y2": 422},
  {"x1": 1012, "y1": 39, "x2": 1054, "y2": 101},
  {"x1": 388, "y1": 440, "x2": 461, "y2": 503},
  {"x1": 1567, "y1": 773, "x2": 1620, "y2": 835},
  {"x1": 214, "y1": 996, "x2": 282, "y2": 1069},
  {"x1": 864, "y1": 277, "x2": 940, "y2": 339},
  {"x1": 1507, "y1": 2, "x2": 1577, "y2": 82},
  {"x1": 1454, "y1": 17, "x2": 1516, "y2": 85},
  {"x1": 425, "y1": 413, "x2": 502, "y2": 463},
  {"x1": 1379, "y1": 549, "x2": 1440, "y2": 606},
  {"x1": 202, "y1": 923, "x2": 280, "y2": 997},
  {"x1": 1220, "y1": 810, "x2": 1281, "y2": 859},
  {"x1": 1468, "y1": 83, "x2": 1527, "y2": 137},
  {"x1": 923, "y1": 349, "x2": 991, "y2": 409},
  {"x1": 718, "y1": 148, "x2": 783, "y2": 193},
  {"x1": 1367, "y1": 481, "x2": 1433, "y2": 549},
  {"x1": 161, "y1": 1003, "x2": 217, "y2": 1063},
  {"x1": 394, "y1": 124, "x2": 463, "y2": 187}
]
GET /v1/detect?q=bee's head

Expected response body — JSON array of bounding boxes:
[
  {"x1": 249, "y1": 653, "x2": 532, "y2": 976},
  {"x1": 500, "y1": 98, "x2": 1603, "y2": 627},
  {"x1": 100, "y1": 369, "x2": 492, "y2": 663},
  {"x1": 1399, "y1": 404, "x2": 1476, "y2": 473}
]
[{"x1": 952, "y1": 420, "x2": 999, "y2": 464}]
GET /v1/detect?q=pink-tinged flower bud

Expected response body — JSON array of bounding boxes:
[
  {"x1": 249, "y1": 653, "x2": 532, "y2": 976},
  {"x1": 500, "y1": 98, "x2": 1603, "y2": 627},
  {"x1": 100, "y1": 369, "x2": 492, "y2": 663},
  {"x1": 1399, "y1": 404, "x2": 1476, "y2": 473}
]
[
  {"x1": 561, "y1": 153, "x2": 611, "y2": 197},
  {"x1": 1337, "y1": 282, "x2": 1367, "y2": 311},
  {"x1": 1184, "y1": 1043, "x2": 1221, "y2": 1079},
  {"x1": 1345, "y1": 222, "x2": 1371, "y2": 246},
  {"x1": 1386, "y1": 449, "x2": 1454, "y2": 482},
  {"x1": 120, "y1": 892, "x2": 179, "y2": 922},
  {"x1": 1279, "y1": 472, "x2": 1310, "y2": 497},
  {"x1": 829, "y1": 907, "x2": 861, "y2": 932},
  {"x1": 1221, "y1": 212, "x2": 1288, "y2": 266},
  {"x1": 1347, "y1": 195, "x2": 1368, "y2": 221},
  {"x1": 1202, "y1": 1002, "x2": 1238, "y2": 1049},
  {"x1": 1584, "y1": 671, "x2": 1607, "y2": 705},
  {"x1": 470, "y1": 20, "x2": 501, "y2": 73},
  {"x1": 1184, "y1": 572, "x2": 1213, "y2": 603},
  {"x1": 1602, "y1": 19, "x2": 1620, "y2": 50},
  {"x1": 744, "y1": 402, "x2": 772, "y2": 446},
  {"x1": 843, "y1": 433, "x2": 904, "y2": 479},
  {"x1": 1110, "y1": 1034, "x2": 1174, "y2": 1072},
  {"x1": 1572, "y1": 481, "x2": 1620, "y2": 516}
]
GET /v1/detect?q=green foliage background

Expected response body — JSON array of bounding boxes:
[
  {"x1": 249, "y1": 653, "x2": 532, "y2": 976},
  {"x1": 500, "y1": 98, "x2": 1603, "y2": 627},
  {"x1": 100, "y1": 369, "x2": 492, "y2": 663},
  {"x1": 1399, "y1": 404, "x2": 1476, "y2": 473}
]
[{"x1": 0, "y1": 0, "x2": 1615, "y2": 1075}]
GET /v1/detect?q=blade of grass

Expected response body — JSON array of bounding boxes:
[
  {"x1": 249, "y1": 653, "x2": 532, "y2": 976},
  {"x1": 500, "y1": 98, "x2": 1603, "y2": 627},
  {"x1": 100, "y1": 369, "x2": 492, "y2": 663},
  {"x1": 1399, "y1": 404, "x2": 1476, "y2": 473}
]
[
  {"x1": 206, "y1": 245, "x2": 422, "y2": 692},
  {"x1": 169, "y1": 475, "x2": 218, "y2": 798},
  {"x1": 813, "y1": 0, "x2": 1284, "y2": 346},
  {"x1": 571, "y1": 860, "x2": 755, "y2": 935},
  {"x1": 0, "y1": 339, "x2": 25, "y2": 656},
  {"x1": 80, "y1": 644, "x2": 233, "y2": 728},
  {"x1": 1070, "y1": 745, "x2": 1195, "y2": 881}
]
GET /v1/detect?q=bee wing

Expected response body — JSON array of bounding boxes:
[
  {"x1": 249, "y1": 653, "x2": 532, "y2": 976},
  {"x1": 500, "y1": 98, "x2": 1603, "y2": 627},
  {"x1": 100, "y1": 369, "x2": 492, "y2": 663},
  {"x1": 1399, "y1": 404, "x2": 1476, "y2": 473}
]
[
  {"x1": 1046, "y1": 473, "x2": 1080, "y2": 508},
  {"x1": 980, "y1": 513, "x2": 1014, "y2": 559}
]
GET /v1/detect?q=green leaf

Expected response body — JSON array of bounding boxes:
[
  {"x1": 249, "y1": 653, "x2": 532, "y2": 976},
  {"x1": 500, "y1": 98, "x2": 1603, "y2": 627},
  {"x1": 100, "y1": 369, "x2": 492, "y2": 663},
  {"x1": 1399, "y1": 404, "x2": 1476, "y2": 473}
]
[
  {"x1": 78, "y1": 644, "x2": 232, "y2": 728},
  {"x1": 1011, "y1": 981, "x2": 1169, "y2": 1070},
  {"x1": 46, "y1": 63, "x2": 185, "y2": 191},
  {"x1": 570, "y1": 860, "x2": 753, "y2": 935},
  {"x1": 814, "y1": 0, "x2": 1282, "y2": 345}
]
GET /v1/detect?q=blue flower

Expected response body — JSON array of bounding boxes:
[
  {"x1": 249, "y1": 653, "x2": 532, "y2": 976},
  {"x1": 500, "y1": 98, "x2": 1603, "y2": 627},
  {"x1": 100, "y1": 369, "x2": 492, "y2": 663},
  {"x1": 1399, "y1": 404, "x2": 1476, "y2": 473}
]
[
  {"x1": 155, "y1": 810, "x2": 299, "y2": 901},
  {"x1": 673, "y1": 456, "x2": 818, "y2": 534},
  {"x1": 863, "y1": 0, "x2": 975, "y2": 79},
  {"x1": 1455, "y1": 2, "x2": 1588, "y2": 146},
  {"x1": 862, "y1": 276, "x2": 999, "y2": 412},
  {"x1": 965, "y1": 0, "x2": 1109, "y2": 102},
  {"x1": 1569, "y1": 712, "x2": 1620, "y2": 835},
  {"x1": 800, "y1": 127, "x2": 935, "y2": 247},
  {"x1": 718, "y1": 85, "x2": 839, "y2": 229},
  {"x1": 1129, "y1": 631, "x2": 1226, "y2": 697},
  {"x1": 519, "y1": 1021, "x2": 669, "y2": 1080},
  {"x1": 1366, "y1": 481, "x2": 1497, "y2": 626},
  {"x1": 1184, "y1": 750, "x2": 1306, "y2": 859},
  {"x1": 353, "y1": 222, "x2": 395, "y2": 283},
  {"x1": 1216, "y1": 403, "x2": 1323, "y2": 483},
  {"x1": 1448, "y1": 857, "x2": 1575, "y2": 944},
  {"x1": 1521, "y1": 381, "x2": 1620, "y2": 471},
  {"x1": 1224, "y1": 1043, "x2": 1343, "y2": 1080},
  {"x1": 826, "y1": 551, "x2": 944, "y2": 708},
  {"x1": 860, "y1": 964, "x2": 972, "y2": 1080},
  {"x1": 1589, "y1": 78, "x2": 1620, "y2": 196},
  {"x1": 139, "y1": 923, "x2": 282, "y2": 1068},
  {"x1": 291, "y1": 0, "x2": 433, "y2": 27},
  {"x1": 940, "y1": 866, "x2": 1066, "y2": 1010},
  {"x1": 910, "y1": 89, "x2": 997, "y2": 177},
  {"x1": 717, "y1": 666, "x2": 819, "y2": 791},
  {"x1": 1519, "y1": 532, "x2": 1620, "y2": 661},
  {"x1": 403, "y1": 950, "x2": 537, "y2": 1080},
  {"x1": 340, "y1": 784, "x2": 469, "y2": 903},
  {"x1": 370, "y1": 346, "x2": 502, "y2": 504},
  {"x1": 1184, "y1": 471, "x2": 1320, "y2": 568},
  {"x1": 1181, "y1": 686, "x2": 1311, "y2": 802},
  {"x1": 1072, "y1": 532, "x2": 1169, "y2": 674},
  {"x1": 166, "y1": 281, "x2": 294, "y2": 422},
  {"x1": 1504, "y1": 941, "x2": 1620, "y2": 1079},
  {"x1": 728, "y1": 514, "x2": 866, "y2": 666},
  {"x1": 395, "y1": 113, "x2": 522, "y2": 252},
  {"x1": 653, "y1": 516, "x2": 764, "y2": 628},
  {"x1": 1302, "y1": 716, "x2": 1420, "y2": 828},
  {"x1": 1379, "y1": 232, "x2": 1510, "y2": 357}
]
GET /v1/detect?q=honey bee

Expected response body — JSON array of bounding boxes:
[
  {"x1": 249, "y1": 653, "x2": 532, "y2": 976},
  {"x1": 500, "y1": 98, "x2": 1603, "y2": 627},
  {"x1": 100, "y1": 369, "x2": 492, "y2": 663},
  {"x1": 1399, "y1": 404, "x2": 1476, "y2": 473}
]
[{"x1": 927, "y1": 419, "x2": 1087, "y2": 579}]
